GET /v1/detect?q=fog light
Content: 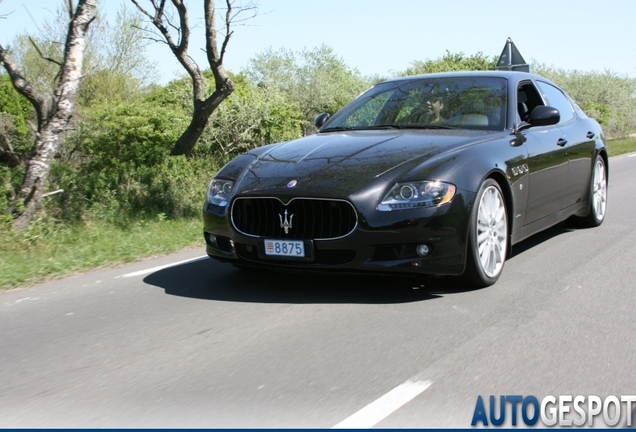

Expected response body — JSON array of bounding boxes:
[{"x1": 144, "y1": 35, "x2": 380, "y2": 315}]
[
  {"x1": 206, "y1": 233, "x2": 218, "y2": 247},
  {"x1": 416, "y1": 244, "x2": 431, "y2": 257}
]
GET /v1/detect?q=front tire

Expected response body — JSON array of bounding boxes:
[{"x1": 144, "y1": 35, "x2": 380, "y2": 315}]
[{"x1": 463, "y1": 179, "x2": 508, "y2": 287}]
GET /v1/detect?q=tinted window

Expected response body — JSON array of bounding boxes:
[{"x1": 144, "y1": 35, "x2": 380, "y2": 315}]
[
  {"x1": 536, "y1": 81, "x2": 575, "y2": 124},
  {"x1": 325, "y1": 77, "x2": 508, "y2": 131},
  {"x1": 517, "y1": 82, "x2": 544, "y2": 122}
]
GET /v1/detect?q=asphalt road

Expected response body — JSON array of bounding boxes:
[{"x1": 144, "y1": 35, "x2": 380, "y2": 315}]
[{"x1": 1, "y1": 153, "x2": 635, "y2": 428}]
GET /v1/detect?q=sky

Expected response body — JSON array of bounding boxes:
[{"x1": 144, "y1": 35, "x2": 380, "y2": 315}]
[{"x1": 1, "y1": 0, "x2": 635, "y2": 85}]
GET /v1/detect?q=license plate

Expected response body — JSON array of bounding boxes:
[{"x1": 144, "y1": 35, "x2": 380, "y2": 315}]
[{"x1": 264, "y1": 239, "x2": 305, "y2": 257}]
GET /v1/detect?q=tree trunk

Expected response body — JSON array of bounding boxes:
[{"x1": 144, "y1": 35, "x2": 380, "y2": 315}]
[
  {"x1": 11, "y1": 127, "x2": 58, "y2": 231},
  {"x1": 132, "y1": 0, "x2": 244, "y2": 157},
  {"x1": 170, "y1": 88, "x2": 233, "y2": 157},
  {"x1": 1, "y1": 0, "x2": 98, "y2": 231}
]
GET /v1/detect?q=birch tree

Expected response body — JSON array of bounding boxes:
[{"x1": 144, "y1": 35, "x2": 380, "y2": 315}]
[{"x1": 0, "y1": 0, "x2": 98, "y2": 231}]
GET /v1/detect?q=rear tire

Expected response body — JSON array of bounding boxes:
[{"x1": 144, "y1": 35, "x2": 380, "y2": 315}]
[
  {"x1": 565, "y1": 155, "x2": 607, "y2": 228},
  {"x1": 581, "y1": 155, "x2": 607, "y2": 227},
  {"x1": 463, "y1": 179, "x2": 508, "y2": 288}
]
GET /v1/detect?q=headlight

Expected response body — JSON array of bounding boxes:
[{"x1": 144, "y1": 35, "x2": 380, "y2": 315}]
[
  {"x1": 207, "y1": 179, "x2": 234, "y2": 207},
  {"x1": 377, "y1": 180, "x2": 456, "y2": 211}
]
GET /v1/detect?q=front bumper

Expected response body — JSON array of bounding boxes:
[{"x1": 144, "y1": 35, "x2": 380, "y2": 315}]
[{"x1": 203, "y1": 189, "x2": 475, "y2": 276}]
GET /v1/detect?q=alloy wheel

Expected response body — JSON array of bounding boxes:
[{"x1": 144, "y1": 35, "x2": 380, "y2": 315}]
[
  {"x1": 592, "y1": 158, "x2": 607, "y2": 221},
  {"x1": 476, "y1": 185, "x2": 508, "y2": 278}
]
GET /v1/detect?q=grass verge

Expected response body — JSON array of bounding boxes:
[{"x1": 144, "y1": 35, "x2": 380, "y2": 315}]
[
  {"x1": 607, "y1": 136, "x2": 636, "y2": 156},
  {"x1": 0, "y1": 217, "x2": 203, "y2": 290}
]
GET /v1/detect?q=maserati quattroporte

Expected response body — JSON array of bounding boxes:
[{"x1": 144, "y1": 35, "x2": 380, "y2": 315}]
[{"x1": 203, "y1": 71, "x2": 608, "y2": 287}]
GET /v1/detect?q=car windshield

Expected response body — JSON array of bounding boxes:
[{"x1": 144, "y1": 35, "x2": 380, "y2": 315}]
[{"x1": 322, "y1": 76, "x2": 508, "y2": 132}]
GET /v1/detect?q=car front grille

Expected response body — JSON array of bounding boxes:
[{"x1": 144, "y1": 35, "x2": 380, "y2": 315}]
[{"x1": 231, "y1": 197, "x2": 357, "y2": 240}]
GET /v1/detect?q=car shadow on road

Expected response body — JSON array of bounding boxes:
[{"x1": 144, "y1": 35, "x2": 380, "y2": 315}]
[
  {"x1": 509, "y1": 222, "x2": 575, "y2": 259},
  {"x1": 144, "y1": 222, "x2": 578, "y2": 304},
  {"x1": 143, "y1": 258, "x2": 482, "y2": 305}
]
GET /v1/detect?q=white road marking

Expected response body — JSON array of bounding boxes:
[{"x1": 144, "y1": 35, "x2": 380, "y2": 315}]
[
  {"x1": 116, "y1": 256, "x2": 208, "y2": 278},
  {"x1": 628, "y1": 154, "x2": 636, "y2": 158},
  {"x1": 333, "y1": 379, "x2": 432, "y2": 428},
  {"x1": 3, "y1": 297, "x2": 41, "y2": 307}
]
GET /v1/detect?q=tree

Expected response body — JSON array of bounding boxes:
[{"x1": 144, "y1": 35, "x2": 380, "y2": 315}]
[
  {"x1": 77, "y1": 3, "x2": 158, "y2": 107},
  {"x1": 0, "y1": 0, "x2": 98, "y2": 231},
  {"x1": 131, "y1": 0, "x2": 257, "y2": 156},
  {"x1": 402, "y1": 51, "x2": 497, "y2": 76},
  {"x1": 8, "y1": 4, "x2": 156, "y2": 109},
  {"x1": 532, "y1": 63, "x2": 636, "y2": 137},
  {"x1": 203, "y1": 72, "x2": 304, "y2": 156},
  {"x1": 245, "y1": 45, "x2": 370, "y2": 135}
]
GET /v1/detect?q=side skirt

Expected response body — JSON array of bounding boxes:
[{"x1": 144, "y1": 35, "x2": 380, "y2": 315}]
[{"x1": 510, "y1": 201, "x2": 589, "y2": 246}]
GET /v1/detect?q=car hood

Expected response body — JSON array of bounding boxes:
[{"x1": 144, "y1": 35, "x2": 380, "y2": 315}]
[{"x1": 232, "y1": 130, "x2": 494, "y2": 198}]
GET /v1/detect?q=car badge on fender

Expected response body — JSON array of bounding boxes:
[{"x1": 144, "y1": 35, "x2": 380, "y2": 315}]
[
  {"x1": 279, "y1": 209, "x2": 294, "y2": 234},
  {"x1": 287, "y1": 180, "x2": 297, "y2": 188}
]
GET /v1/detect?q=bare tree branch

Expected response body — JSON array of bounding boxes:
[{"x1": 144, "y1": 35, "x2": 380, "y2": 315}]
[
  {"x1": 0, "y1": 45, "x2": 49, "y2": 126},
  {"x1": 66, "y1": 0, "x2": 73, "y2": 20},
  {"x1": 0, "y1": 130, "x2": 27, "y2": 168},
  {"x1": 131, "y1": 0, "x2": 201, "y2": 86},
  {"x1": 132, "y1": 0, "x2": 258, "y2": 156},
  {"x1": 28, "y1": 36, "x2": 63, "y2": 67}
]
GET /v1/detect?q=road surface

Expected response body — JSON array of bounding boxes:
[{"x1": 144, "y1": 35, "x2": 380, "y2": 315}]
[{"x1": 1, "y1": 153, "x2": 635, "y2": 428}]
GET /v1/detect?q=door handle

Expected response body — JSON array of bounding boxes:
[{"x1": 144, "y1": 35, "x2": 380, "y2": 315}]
[
  {"x1": 557, "y1": 138, "x2": 568, "y2": 147},
  {"x1": 587, "y1": 131, "x2": 595, "y2": 139}
]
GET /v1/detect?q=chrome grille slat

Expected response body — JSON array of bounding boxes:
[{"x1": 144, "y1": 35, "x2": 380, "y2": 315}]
[{"x1": 231, "y1": 197, "x2": 357, "y2": 240}]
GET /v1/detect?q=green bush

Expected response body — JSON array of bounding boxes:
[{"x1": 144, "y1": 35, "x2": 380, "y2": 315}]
[
  {"x1": 402, "y1": 51, "x2": 497, "y2": 75},
  {"x1": 46, "y1": 101, "x2": 218, "y2": 223},
  {"x1": 0, "y1": 74, "x2": 34, "y2": 153},
  {"x1": 200, "y1": 73, "x2": 304, "y2": 157}
]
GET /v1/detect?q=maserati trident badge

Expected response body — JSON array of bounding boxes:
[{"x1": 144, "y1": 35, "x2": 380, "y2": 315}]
[{"x1": 279, "y1": 209, "x2": 294, "y2": 234}]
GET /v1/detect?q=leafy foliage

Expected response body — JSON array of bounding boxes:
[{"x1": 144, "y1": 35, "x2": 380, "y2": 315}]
[
  {"x1": 202, "y1": 73, "x2": 304, "y2": 156},
  {"x1": 6, "y1": 3, "x2": 156, "y2": 108},
  {"x1": 245, "y1": 45, "x2": 370, "y2": 134},
  {"x1": 0, "y1": 74, "x2": 34, "y2": 146},
  {"x1": 46, "y1": 101, "x2": 211, "y2": 222},
  {"x1": 532, "y1": 64, "x2": 636, "y2": 137},
  {"x1": 402, "y1": 51, "x2": 497, "y2": 75}
]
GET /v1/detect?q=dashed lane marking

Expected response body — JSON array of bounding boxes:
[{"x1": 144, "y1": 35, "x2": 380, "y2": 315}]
[{"x1": 333, "y1": 379, "x2": 432, "y2": 428}]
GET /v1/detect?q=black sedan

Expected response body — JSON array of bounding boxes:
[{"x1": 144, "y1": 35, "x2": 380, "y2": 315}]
[{"x1": 203, "y1": 71, "x2": 608, "y2": 287}]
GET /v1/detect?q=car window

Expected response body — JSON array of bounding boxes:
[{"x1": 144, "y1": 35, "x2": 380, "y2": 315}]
[
  {"x1": 328, "y1": 77, "x2": 508, "y2": 131},
  {"x1": 535, "y1": 81, "x2": 575, "y2": 124},
  {"x1": 517, "y1": 82, "x2": 544, "y2": 123}
]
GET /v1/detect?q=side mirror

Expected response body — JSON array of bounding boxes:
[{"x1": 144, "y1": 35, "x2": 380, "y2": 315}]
[
  {"x1": 529, "y1": 106, "x2": 560, "y2": 126},
  {"x1": 314, "y1": 112, "x2": 330, "y2": 128}
]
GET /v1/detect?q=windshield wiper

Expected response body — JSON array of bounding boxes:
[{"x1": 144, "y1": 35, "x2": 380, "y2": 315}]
[
  {"x1": 318, "y1": 126, "x2": 354, "y2": 133},
  {"x1": 364, "y1": 125, "x2": 403, "y2": 130},
  {"x1": 396, "y1": 124, "x2": 456, "y2": 130},
  {"x1": 320, "y1": 124, "x2": 456, "y2": 133},
  {"x1": 368, "y1": 124, "x2": 456, "y2": 130}
]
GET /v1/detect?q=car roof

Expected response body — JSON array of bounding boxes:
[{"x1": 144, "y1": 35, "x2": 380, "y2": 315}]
[{"x1": 384, "y1": 70, "x2": 548, "y2": 85}]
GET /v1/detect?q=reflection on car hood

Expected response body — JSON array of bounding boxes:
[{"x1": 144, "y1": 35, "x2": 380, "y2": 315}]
[{"x1": 234, "y1": 130, "x2": 493, "y2": 197}]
